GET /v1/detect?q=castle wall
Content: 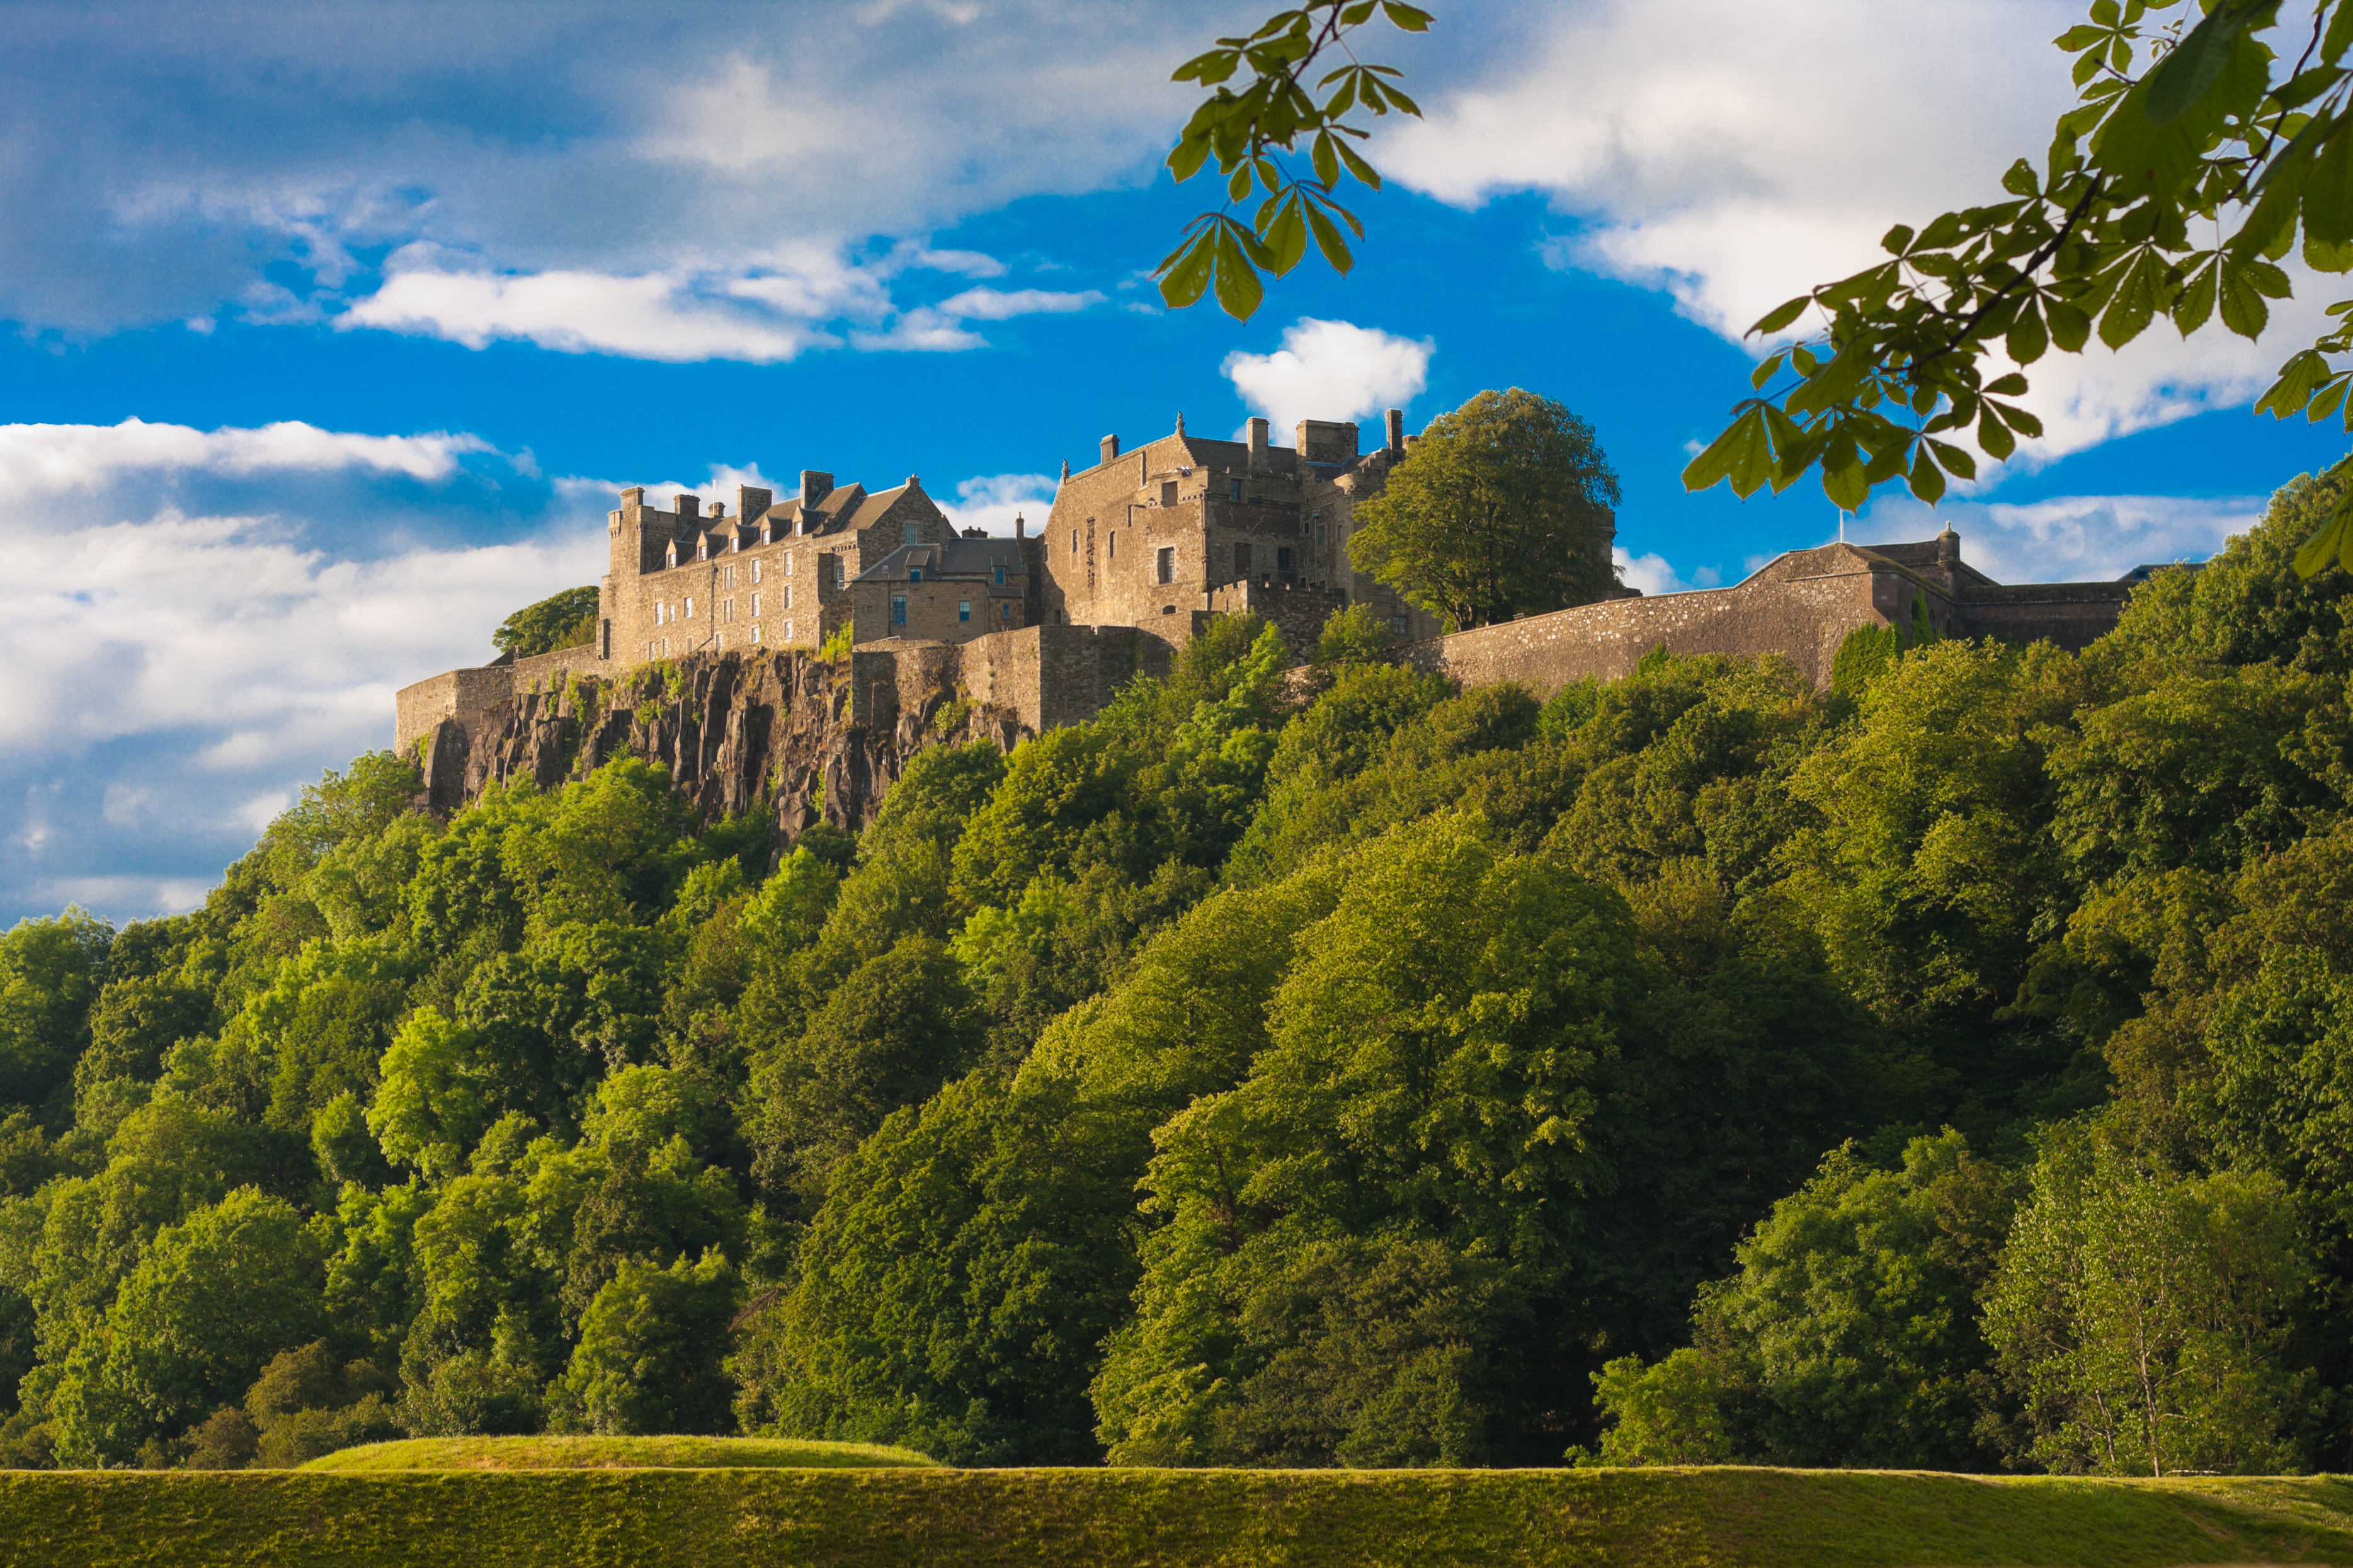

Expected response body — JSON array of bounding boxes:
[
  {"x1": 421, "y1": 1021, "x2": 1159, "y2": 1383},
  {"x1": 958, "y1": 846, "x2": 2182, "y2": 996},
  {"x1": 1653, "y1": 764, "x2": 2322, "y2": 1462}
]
[
  {"x1": 1205, "y1": 580, "x2": 1350, "y2": 662},
  {"x1": 395, "y1": 664, "x2": 518, "y2": 754}
]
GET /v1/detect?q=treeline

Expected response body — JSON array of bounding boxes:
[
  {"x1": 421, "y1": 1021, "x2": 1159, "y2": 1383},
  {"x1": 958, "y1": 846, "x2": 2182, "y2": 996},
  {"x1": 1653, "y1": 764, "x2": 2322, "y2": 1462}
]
[{"x1": 4, "y1": 475, "x2": 2353, "y2": 1475}]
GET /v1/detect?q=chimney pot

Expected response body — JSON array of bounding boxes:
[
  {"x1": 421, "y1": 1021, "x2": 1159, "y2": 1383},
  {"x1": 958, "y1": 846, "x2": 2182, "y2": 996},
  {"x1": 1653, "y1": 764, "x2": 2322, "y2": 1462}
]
[
  {"x1": 1100, "y1": 435, "x2": 1120, "y2": 465},
  {"x1": 1015, "y1": 512, "x2": 1027, "y2": 539},
  {"x1": 1385, "y1": 408, "x2": 1405, "y2": 452}
]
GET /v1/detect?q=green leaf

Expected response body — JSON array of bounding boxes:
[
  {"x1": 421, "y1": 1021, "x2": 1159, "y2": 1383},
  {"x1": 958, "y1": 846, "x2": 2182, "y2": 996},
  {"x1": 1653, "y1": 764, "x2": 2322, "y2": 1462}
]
[
  {"x1": 2294, "y1": 504, "x2": 2351, "y2": 577},
  {"x1": 1304, "y1": 200, "x2": 1355, "y2": 273},
  {"x1": 1261, "y1": 196, "x2": 1308, "y2": 275},
  {"x1": 1156, "y1": 229, "x2": 1217, "y2": 309},
  {"x1": 1311, "y1": 131, "x2": 1340, "y2": 188},
  {"x1": 1682, "y1": 405, "x2": 1771, "y2": 496},
  {"x1": 2098, "y1": 250, "x2": 2163, "y2": 348},
  {"x1": 2256, "y1": 349, "x2": 2332, "y2": 417},
  {"x1": 2328, "y1": 0, "x2": 2353, "y2": 65},
  {"x1": 1228, "y1": 164, "x2": 1254, "y2": 202},
  {"x1": 1751, "y1": 352, "x2": 1787, "y2": 392},
  {"x1": 1993, "y1": 401, "x2": 2046, "y2": 438},
  {"x1": 1212, "y1": 225, "x2": 1265, "y2": 321},
  {"x1": 1908, "y1": 445, "x2": 1948, "y2": 504},
  {"x1": 1881, "y1": 223, "x2": 1916, "y2": 255},
  {"x1": 2308, "y1": 233, "x2": 2353, "y2": 272},
  {"x1": 1926, "y1": 438, "x2": 1977, "y2": 479},
  {"x1": 2007, "y1": 305, "x2": 2051, "y2": 365},
  {"x1": 2174, "y1": 259, "x2": 2218, "y2": 334},
  {"x1": 2311, "y1": 376, "x2": 2350, "y2": 426},
  {"x1": 1340, "y1": 1, "x2": 1377, "y2": 23},
  {"x1": 1985, "y1": 372, "x2": 2029, "y2": 396},
  {"x1": 1750, "y1": 295, "x2": 1811, "y2": 335},
  {"x1": 1978, "y1": 405, "x2": 2019, "y2": 461},
  {"x1": 1381, "y1": 0, "x2": 1433, "y2": 29},
  {"x1": 2143, "y1": 2, "x2": 2251, "y2": 125},
  {"x1": 1821, "y1": 450, "x2": 1871, "y2": 512},
  {"x1": 2219, "y1": 258, "x2": 2274, "y2": 338},
  {"x1": 2000, "y1": 159, "x2": 2041, "y2": 198},
  {"x1": 2054, "y1": 23, "x2": 2109, "y2": 49},
  {"x1": 2048, "y1": 300, "x2": 2093, "y2": 352},
  {"x1": 1333, "y1": 137, "x2": 1382, "y2": 190},
  {"x1": 2308, "y1": 118, "x2": 2353, "y2": 246}
]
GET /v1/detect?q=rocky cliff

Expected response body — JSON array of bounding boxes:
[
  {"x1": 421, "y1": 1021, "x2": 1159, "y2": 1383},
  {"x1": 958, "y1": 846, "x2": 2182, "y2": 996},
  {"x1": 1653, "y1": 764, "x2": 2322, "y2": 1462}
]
[{"x1": 411, "y1": 650, "x2": 1028, "y2": 852}]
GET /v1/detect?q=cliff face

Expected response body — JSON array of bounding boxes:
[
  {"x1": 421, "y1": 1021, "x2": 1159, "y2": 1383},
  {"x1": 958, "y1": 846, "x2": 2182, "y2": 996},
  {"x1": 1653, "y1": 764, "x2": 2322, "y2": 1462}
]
[{"x1": 413, "y1": 650, "x2": 1028, "y2": 849}]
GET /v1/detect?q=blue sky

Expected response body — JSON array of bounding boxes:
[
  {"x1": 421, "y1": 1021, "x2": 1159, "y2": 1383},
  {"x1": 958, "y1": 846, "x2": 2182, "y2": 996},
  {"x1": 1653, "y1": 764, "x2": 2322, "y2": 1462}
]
[{"x1": 5, "y1": 0, "x2": 2349, "y2": 928}]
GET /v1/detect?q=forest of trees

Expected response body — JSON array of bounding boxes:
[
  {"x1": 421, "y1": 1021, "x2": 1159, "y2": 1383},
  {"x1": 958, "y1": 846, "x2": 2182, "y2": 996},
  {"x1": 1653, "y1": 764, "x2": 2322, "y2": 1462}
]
[{"x1": 4, "y1": 470, "x2": 2353, "y2": 1475}]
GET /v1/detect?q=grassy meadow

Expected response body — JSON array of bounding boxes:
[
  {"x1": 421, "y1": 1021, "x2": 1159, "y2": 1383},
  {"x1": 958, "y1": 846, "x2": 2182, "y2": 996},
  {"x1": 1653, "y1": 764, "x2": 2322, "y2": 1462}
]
[{"x1": 2, "y1": 1465, "x2": 2351, "y2": 1567}]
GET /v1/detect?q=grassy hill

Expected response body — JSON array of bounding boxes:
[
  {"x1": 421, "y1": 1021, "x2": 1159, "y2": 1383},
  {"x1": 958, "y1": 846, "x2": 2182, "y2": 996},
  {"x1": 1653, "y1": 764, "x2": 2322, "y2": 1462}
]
[
  {"x1": 2, "y1": 1465, "x2": 2351, "y2": 1567},
  {"x1": 302, "y1": 1434, "x2": 940, "y2": 1471}
]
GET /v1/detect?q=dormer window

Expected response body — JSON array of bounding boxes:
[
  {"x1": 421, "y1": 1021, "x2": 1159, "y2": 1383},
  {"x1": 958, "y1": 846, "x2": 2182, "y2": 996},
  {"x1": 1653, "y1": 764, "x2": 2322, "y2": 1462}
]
[
  {"x1": 729, "y1": 535, "x2": 740, "y2": 553},
  {"x1": 909, "y1": 567, "x2": 923, "y2": 582},
  {"x1": 993, "y1": 565, "x2": 1006, "y2": 586},
  {"x1": 697, "y1": 540, "x2": 709, "y2": 561},
  {"x1": 664, "y1": 543, "x2": 678, "y2": 567}
]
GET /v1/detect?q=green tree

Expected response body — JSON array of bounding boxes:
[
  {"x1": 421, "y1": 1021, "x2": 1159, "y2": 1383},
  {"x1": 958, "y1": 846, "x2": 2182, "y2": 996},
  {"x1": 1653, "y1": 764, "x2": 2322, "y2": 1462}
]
[
  {"x1": 1985, "y1": 1124, "x2": 2313, "y2": 1476},
  {"x1": 1348, "y1": 389, "x2": 1621, "y2": 630},
  {"x1": 550, "y1": 1251, "x2": 739, "y2": 1435},
  {"x1": 493, "y1": 586, "x2": 600, "y2": 659},
  {"x1": 51, "y1": 1188, "x2": 325, "y2": 1467},
  {"x1": 1580, "y1": 1349, "x2": 1731, "y2": 1467}
]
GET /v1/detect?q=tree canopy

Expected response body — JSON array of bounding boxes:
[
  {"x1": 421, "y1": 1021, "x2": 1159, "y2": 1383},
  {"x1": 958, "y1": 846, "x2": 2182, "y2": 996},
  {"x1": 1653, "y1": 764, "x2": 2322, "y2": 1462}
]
[
  {"x1": 493, "y1": 587, "x2": 600, "y2": 660},
  {"x1": 1348, "y1": 389, "x2": 1622, "y2": 630}
]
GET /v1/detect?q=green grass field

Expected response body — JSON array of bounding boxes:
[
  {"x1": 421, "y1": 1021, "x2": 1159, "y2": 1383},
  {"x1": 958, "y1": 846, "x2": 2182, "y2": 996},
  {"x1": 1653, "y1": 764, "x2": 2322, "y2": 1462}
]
[
  {"x1": 301, "y1": 1434, "x2": 940, "y2": 1471},
  {"x1": 2, "y1": 1465, "x2": 2350, "y2": 1567}
]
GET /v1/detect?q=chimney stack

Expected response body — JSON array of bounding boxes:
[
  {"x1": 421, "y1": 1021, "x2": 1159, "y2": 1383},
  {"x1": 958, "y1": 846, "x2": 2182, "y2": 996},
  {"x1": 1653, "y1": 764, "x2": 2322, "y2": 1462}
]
[
  {"x1": 1015, "y1": 512, "x2": 1026, "y2": 539},
  {"x1": 1100, "y1": 434, "x2": 1120, "y2": 465},
  {"x1": 1248, "y1": 418, "x2": 1269, "y2": 468},
  {"x1": 675, "y1": 493, "x2": 702, "y2": 519},
  {"x1": 799, "y1": 470, "x2": 834, "y2": 509},
  {"x1": 1386, "y1": 408, "x2": 1405, "y2": 453},
  {"x1": 737, "y1": 484, "x2": 773, "y2": 523}
]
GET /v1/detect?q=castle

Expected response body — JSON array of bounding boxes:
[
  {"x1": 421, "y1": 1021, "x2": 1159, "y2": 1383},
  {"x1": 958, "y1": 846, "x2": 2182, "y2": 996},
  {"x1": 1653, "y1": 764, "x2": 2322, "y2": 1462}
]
[{"x1": 394, "y1": 411, "x2": 2148, "y2": 754}]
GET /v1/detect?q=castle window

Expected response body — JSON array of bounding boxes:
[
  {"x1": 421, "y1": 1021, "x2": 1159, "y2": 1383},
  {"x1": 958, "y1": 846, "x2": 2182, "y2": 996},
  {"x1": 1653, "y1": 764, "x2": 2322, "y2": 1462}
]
[
  {"x1": 959, "y1": 601, "x2": 971, "y2": 622},
  {"x1": 730, "y1": 535, "x2": 740, "y2": 552},
  {"x1": 1229, "y1": 479, "x2": 1243, "y2": 501},
  {"x1": 1071, "y1": 530, "x2": 1079, "y2": 555},
  {"x1": 1157, "y1": 547, "x2": 1174, "y2": 584},
  {"x1": 1161, "y1": 480, "x2": 1177, "y2": 506},
  {"x1": 685, "y1": 597, "x2": 695, "y2": 618},
  {"x1": 892, "y1": 595, "x2": 908, "y2": 626},
  {"x1": 752, "y1": 559, "x2": 763, "y2": 584},
  {"x1": 724, "y1": 598, "x2": 734, "y2": 623},
  {"x1": 1278, "y1": 547, "x2": 1295, "y2": 577},
  {"x1": 1234, "y1": 542, "x2": 1252, "y2": 577},
  {"x1": 904, "y1": 523, "x2": 920, "y2": 545},
  {"x1": 665, "y1": 544, "x2": 678, "y2": 567},
  {"x1": 1000, "y1": 602, "x2": 1011, "y2": 619},
  {"x1": 1107, "y1": 532, "x2": 1116, "y2": 561},
  {"x1": 1391, "y1": 615, "x2": 1409, "y2": 636},
  {"x1": 909, "y1": 567, "x2": 922, "y2": 582},
  {"x1": 786, "y1": 620, "x2": 794, "y2": 640},
  {"x1": 751, "y1": 592, "x2": 760, "y2": 617},
  {"x1": 993, "y1": 565, "x2": 1006, "y2": 586},
  {"x1": 783, "y1": 585, "x2": 793, "y2": 610},
  {"x1": 1316, "y1": 524, "x2": 1326, "y2": 550},
  {"x1": 752, "y1": 623, "x2": 762, "y2": 645},
  {"x1": 784, "y1": 552, "x2": 792, "y2": 574},
  {"x1": 697, "y1": 540, "x2": 708, "y2": 561}
]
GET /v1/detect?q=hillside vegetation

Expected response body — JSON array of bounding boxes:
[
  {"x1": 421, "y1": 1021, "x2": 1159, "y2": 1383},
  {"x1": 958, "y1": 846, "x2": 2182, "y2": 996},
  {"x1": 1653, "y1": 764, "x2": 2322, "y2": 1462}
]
[
  {"x1": 2, "y1": 1468, "x2": 2350, "y2": 1567},
  {"x1": 5, "y1": 469, "x2": 2353, "y2": 1480}
]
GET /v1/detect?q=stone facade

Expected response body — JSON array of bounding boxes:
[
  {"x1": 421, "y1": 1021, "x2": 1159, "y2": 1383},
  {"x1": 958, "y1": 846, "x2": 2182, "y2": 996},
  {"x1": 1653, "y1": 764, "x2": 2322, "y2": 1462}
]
[
  {"x1": 605, "y1": 471, "x2": 957, "y2": 666},
  {"x1": 1039, "y1": 413, "x2": 1445, "y2": 652},
  {"x1": 850, "y1": 535, "x2": 1033, "y2": 647},
  {"x1": 1398, "y1": 530, "x2": 2137, "y2": 697}
]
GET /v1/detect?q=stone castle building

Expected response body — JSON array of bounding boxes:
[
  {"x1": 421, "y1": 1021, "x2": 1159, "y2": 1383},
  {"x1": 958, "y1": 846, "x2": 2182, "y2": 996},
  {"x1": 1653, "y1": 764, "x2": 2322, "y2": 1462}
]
[{"x1": 394, "y1": 410, "x2": 2153, "y2": 758}]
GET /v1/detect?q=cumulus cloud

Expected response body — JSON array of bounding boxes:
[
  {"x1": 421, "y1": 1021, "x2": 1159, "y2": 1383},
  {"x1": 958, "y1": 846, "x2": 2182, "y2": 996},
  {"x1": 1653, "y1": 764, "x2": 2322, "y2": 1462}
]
[
  {"x1": 940, "y1": 473, "x2": 1060, "y2": 537},
  {"x1": 1854, "y1": 492, "x2": 2259, "y2": 584},
  {"x1": 1223, "y1": 318, "x2": 1435, "y2": 440},
  {"x1": 0, "y1": 2, "x2": 1221, "y2": 337},
  {"x1": 1613, "y1": 547, "x2": 1720, "y2": 596},
  {"x1": 0, "y1": 418, "x2": 619, "y2": 925},
  {"x1": 1379, "y1": 0, "x2": 2327, "y2": 467}
]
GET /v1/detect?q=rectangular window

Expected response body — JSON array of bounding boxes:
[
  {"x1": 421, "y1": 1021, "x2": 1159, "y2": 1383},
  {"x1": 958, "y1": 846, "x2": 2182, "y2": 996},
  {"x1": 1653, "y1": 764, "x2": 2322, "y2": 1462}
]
[
  {"x1": 1234, "y1": 542, "x2": 1252, "y2": 577},
  {"x1": 648, "y1": 641, "x2": 656, "y2": 659},
  {"x1": 1161, "y1": 480, "x2": 1178, "y2": 506},
  {"x1": 1156, "y1": 547, "x2": 1174, "y2": 584},
  {"x1": 1391, "y1": 615, "x2": 1410, "y2": 636},
  {"x1": 1071, "y1": 530, "x2": 1079, "y2": 555},
  {"x1": 958, "y1": 601, "x2": 971, "y2": 622},
  {"x1": 783, "y1": 584, "x2": 794, "y2": 610},
  {"x1": 909, "y1": 567, "x2": 922, "y2": 582},
  {"x1": 685, "y1": 596, "x2": 695, "y2": 619},
  {"x1": 786, "y1": 620, "x2": 794, "y2": 641},
  {"x1": 1315, "y1": 524, "x2": 1326, "y2": 550},
  {"x1": 752, "y1": 623, "x2": 763, "y2": 645},
  {"x1": 1229, "y1": 479, "x2": 1243, "y2": 501},
  {"x1": 753, "y1": 559, "x2": 763, "y2": 584},
  {"x1": 725, "y1": 564, "x2": 736, "y2": 588},
  {"x1": 993, "y1": 565, "x2": 1006, "y2": 586},
  {"x1": 1107, "y1": 532, "x2": 1116, "y2": 561},
  {"x1": 904, "y1": 523, "x2": 920, "y2": 545},
  {"x1": 1277, "y1": 547, "x2": 1295, "y2": 576},
  {"x1": 1000, "y1": 602, "x2": 1011, "y2": 619},
  {"x1": 892, "y1": 595, "x2": 908, "y2": 626},
  {"x1": 751, "y1": 591, "x2": 760, "y2": 617},
  {"x1": 783, "y1": 552, "x2": 791, "y2": 576}
]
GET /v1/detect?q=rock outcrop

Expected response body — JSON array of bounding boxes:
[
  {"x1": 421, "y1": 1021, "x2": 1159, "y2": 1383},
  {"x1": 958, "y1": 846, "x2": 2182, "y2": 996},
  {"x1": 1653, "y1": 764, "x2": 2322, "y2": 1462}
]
[{"x1": 413, "y1": 650, "x2": 1028, "y2": 853}]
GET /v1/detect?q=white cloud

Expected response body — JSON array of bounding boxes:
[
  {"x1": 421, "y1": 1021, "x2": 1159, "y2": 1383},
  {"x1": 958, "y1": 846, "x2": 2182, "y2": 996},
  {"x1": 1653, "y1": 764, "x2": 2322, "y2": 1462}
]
[
  {"x1": 1854, "y1": 492, "x2": 2259, "y2": 584},
  {"x1": 1381, "y1": 0, "x2": 2325, "y2": 467},
  {"x1": 941, "y1": 472, "x2": 1059, "y2": 537},
  {"x1": 33, "y1": 876, "x2": 214, "y2": 921},
  {"x1": 1223, "y1": 318, "x2": 1435, "y2": 439},
  {"x1": 933, "y1": 287, "x2": 1103, "y2": 321},
  {"x1": 343, "y1": 258, "x2": 838, "y2": 363},
  {"x1": 0, "y1": 418, "x2": 489, "y2": 491},
  {"x1": 1613, "y1": 547, "x2": 1719, "y2": 596}
]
